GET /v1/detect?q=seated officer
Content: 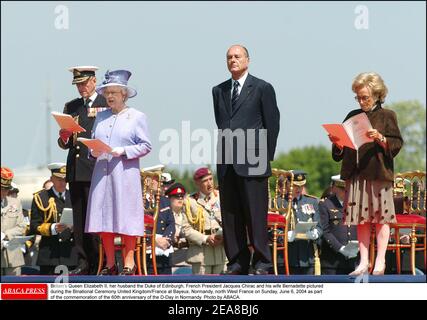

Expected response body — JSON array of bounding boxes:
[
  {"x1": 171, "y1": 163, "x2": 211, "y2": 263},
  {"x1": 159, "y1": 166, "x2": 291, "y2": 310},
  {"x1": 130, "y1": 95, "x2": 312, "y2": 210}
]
[
  {"x1": 29, "y1": 163, "x2": 78, "y2": 275},
  {"x1": 282, "y1": 170, "x2": 322, "y2": 275},
  {"x1": 319, "y1": 175, "x2": 358, "y2": 275},
  {"x1": 182, "y1": 168, "x2": 227, "y2": 275},
  {"x1": 165, "y1": 183, "x2": 191, "y2": 272},
  {"x1": 144, "y1": 172, "x2": 175, "y2": 274},
  {"x1": 1, "y1": 167, "x2": 26, "y2": 276}
]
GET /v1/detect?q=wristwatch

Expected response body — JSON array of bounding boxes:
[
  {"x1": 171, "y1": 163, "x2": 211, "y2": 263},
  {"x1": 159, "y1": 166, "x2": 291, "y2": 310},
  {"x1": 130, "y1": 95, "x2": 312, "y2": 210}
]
[{"x1": 380, "y1": 135, "x2": 386, "y2": 143}]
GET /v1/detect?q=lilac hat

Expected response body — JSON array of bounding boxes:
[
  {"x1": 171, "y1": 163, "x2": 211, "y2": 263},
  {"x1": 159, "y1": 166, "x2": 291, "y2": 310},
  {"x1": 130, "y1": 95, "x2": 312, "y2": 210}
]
[{"x1": 96, "y1": 69, "x2": 137, "y2": 98}]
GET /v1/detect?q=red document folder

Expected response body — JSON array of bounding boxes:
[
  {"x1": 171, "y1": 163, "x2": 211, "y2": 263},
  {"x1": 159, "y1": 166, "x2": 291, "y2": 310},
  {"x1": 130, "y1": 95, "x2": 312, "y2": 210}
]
[
  {"x1": 51, "y1": 111, "x2": 86, "y2": 133},
  {"x1": 322, "y1": 124, "x2": 356, "y2": 149}
]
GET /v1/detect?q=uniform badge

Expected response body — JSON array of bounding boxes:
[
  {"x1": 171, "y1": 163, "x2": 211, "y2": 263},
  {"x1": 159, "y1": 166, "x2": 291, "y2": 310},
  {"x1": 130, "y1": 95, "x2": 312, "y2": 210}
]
[{"x1": 87, "y1": 107, "x2": 97, "y2": 118}]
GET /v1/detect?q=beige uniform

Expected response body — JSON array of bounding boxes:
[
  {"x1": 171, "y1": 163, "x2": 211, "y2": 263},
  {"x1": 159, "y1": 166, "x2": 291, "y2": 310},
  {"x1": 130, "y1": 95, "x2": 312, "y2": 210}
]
[
  {"x1": 182, "y1": 190, "x2": 227, "y2": 274},
  {"x1": 1, "y1": 196, "x2": 26, "y2": 275},
  {"x1": 170, "y1": 208, "x2": 190, "y2": 268}
]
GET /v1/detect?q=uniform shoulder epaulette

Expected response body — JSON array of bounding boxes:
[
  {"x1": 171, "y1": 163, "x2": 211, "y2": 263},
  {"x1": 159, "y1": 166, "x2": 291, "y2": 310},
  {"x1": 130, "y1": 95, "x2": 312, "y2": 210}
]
[
  {"x1": 189, "y1": 192, "x2": 199, "y2": 200},
  {"x1": 33, "y1": 189, "x2": 45, "y2": 196},
  {"x1": 160, "y1": 206, "x2": 170, "y2": 212},
  {"x1": 304, "y1": 194, "x2": 318, "y2": 199},
  {"x1": 66, "y1": 97, "x2": 80, "y2": 105},
  {"x1": 64, "y1": 98, "x2": 82, "y2": 111}
]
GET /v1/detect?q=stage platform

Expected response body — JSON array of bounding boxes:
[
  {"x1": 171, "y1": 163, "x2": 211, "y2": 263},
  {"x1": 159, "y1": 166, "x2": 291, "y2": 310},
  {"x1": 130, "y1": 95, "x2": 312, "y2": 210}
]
[{"x1": 2, "y1": 274, "x2": 425, "y2": 283}]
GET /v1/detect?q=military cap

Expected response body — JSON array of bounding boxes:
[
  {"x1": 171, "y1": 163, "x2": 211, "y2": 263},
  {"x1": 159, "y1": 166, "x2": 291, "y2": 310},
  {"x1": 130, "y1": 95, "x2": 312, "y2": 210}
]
[
  {"x1": 193, "y1": 167, "x2": 212, "y2": 180},
  {"x1": 1, "y1": 167, "x2": 14, "y2": 189},
  {"x1": 10, "y1": 182, "x2": 19, "y2": 194},
  {"x1": 331, "y1": 174, "x2": 345, "y2": 188},
  {"x1": 161, "y1": 172, "x2": 175, "y2": 186},
  {"x1": 394, "y1": 177, "x2": 409, "y2": 194},
  {"x1": 68, "y1": 66, "x2": 98, "y2": 85},
  {"x1": 289, "y1": 170, "x2": 307, "y2": 186},
  {"x1": 47, "y1": 162, "x2": 67, "y2": 179},
  {"x1": 142, "y1": 164, "x2": 165, "y2": 172},
  {"x1": 165, "y1": 182, "x2": 186, "y2": 197}
]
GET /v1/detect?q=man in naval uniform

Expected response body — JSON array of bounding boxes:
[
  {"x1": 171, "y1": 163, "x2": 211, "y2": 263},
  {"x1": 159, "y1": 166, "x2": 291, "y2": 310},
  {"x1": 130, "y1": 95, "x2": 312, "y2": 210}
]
[
  {"x1": 282, "y1": 170, "x2": 323, "y2": 275},
  {"x1": 57, "y1": 66, "x2": 108, "y2": 275},
  {"x1": 182, "y1": 168, "x2": 227, "y2": 274},
  {"x1": 319, "y1": 175, "x2": 358, "y2": 274},
  {"x1": 29, "y1": 163, "x2": 78, "y2": 275},
  {"x1": 144, "y1": 170, "x2": 175, "y2": 274}
]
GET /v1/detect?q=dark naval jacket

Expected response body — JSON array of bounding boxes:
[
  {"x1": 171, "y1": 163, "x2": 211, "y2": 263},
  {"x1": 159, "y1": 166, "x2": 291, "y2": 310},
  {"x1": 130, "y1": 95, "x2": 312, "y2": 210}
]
[
  {"x1": 57, "y1": 94, "x2": 108, "y2": 182},
  {"x1": 29, "y1": 188, "x2": 78, "y2": 266},
  {"x1": 319, "y1": 194, "x2": 358, "y2": 270},
  {"x1": 282, "y1": 194, "x2": 323, "y2": 268}
]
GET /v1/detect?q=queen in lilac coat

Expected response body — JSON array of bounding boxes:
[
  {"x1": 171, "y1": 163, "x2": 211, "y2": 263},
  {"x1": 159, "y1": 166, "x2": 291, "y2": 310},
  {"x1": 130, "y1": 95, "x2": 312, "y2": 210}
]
[{"x1": 85, "y1": 70, "x2": 151, "y2": 275}]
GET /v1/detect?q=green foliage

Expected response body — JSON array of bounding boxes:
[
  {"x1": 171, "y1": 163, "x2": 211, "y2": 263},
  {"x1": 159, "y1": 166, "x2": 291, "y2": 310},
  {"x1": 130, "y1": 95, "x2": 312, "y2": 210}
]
[
  {"x1": 271, "y1": 145, "x2": 341, "y2": 197},
  {"x1": 386, "y1": 100, "x2": 426, "y2": 173}
]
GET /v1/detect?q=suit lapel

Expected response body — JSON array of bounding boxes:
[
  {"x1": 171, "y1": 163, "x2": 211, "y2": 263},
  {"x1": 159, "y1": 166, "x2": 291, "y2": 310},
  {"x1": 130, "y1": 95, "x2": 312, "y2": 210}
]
[
  {"x1": 221, "y1": 81, "x2": 232, "y2": 118},
  {"x1": 92, "y1": 93, "x2": 106, "y2": 108},
  {"x1": 231, "y1": 74, "x2": 254, "y2": 117}
]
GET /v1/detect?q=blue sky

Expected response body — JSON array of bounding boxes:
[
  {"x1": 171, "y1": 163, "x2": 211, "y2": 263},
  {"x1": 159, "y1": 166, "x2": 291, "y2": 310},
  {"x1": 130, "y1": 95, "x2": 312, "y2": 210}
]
[{"x1": 1, "y1": 1, "x2": 426, "y2": 171}]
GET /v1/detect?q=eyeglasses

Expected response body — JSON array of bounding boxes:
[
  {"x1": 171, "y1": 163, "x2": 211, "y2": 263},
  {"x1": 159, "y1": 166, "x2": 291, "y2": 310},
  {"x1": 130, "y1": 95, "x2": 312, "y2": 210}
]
[
  {"x1": 354, "y1": 95, "x2": 371, "y2": 102},
  {"x1": 103, "y1": 90, "x2": 122, "y2": 96}
]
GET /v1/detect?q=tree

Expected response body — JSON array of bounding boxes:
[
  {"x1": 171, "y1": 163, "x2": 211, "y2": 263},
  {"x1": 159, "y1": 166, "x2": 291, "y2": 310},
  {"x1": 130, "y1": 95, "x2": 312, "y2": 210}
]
[
  {"x1": 386, "y1": 100, "x2": 426, "y2": 173},
  {"x1": 271, "y1": 145, "x2": 341, "y2": 197}
]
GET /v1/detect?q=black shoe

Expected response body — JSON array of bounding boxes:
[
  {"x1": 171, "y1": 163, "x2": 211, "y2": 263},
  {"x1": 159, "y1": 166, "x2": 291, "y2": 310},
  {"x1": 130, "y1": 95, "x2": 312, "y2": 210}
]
[
  {"x1": 69, "y1": 266, "x2": 89, "y2": 275},
  {"x1": 100, "y1": 265, "x2": 118, "y2": 276},
  {"x1": 252, "y1": 262, "x2": 272, "y2": 275},
  {"x1": 119, "y1": 265, "x2": 136, "y2": 276},
  {"x1": 221, "y1": 265, "x2": 248, "y2": 275},
  {"x1": 253, "y1": 268, "x2": 270, "y2": 275}
]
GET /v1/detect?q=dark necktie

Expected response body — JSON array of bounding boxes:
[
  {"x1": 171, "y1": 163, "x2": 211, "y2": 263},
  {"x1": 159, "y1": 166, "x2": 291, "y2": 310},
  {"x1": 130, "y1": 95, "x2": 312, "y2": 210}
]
[
  {"x1": 84, "y1": 98, "x2": 91, "y2": 108},
  {"x1": 231, "y1": 80, "x2": 239, "y2": 112}
]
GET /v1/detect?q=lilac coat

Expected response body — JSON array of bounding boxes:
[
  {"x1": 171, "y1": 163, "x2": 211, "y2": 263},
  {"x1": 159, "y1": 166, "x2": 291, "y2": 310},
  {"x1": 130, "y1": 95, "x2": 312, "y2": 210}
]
[{"x1": 85, "y1": 107, "x2": 151, "y2": 236}]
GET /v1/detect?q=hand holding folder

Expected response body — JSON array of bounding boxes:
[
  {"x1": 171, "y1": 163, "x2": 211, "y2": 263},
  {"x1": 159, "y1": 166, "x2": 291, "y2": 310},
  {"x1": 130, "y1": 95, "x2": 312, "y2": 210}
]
[
  {"x1": 51, "y1": 111, "x2": 86, "y2": 133},
  {"x1": 77, "y1": 138, "x2": 112, "y2": 154},
  {"x1": 322, "y1": 112, "x2": 374, "y2": 150}
]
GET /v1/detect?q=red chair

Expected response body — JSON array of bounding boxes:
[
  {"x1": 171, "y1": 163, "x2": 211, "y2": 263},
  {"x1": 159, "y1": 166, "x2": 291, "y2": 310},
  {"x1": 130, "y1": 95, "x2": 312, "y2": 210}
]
[{"x1": 370, "y1": 171, "x2": 426, "y2": 275}]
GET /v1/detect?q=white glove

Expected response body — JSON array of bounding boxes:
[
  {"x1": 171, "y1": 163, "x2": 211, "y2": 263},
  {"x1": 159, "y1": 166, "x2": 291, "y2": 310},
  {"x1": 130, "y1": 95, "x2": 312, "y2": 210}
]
[
  {"x1": 305, "y1": 229, "x2": 319, "y2": 240},
  {"x1": 2, "y1": 240, "x2": 9, "y2": 249},
  {"x1": 110, "y1": 147, "x2": 125, "y2": 157},
  {"x1": 287, "y1": 231, "x2": 296, "y2": 243},
  {"x1": 339, "y1": 246, "x2": 358, "y2": 259}
]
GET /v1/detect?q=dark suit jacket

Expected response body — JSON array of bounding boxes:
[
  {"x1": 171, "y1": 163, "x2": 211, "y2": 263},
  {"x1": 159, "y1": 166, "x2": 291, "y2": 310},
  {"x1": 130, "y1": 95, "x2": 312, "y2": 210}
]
[
  {"x1": 212, "y1": 73, "x2": 280, "y2": 178},
  {"x1": 57, "y1": 94, "x2": 108, "y2": 182},
  {"x1": 29, "y1": 189, "x2": 78, "y2": 266}
]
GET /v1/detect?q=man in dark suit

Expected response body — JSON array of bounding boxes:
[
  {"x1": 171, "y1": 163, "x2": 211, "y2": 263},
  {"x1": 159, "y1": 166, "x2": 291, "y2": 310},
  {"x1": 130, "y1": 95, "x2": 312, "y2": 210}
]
[
  {"x1": 57, "y1": 66, "x2": 108, "y2": 275},
  {"x1": 212, "y1": 45, "x2": 280, "y2": 275}
]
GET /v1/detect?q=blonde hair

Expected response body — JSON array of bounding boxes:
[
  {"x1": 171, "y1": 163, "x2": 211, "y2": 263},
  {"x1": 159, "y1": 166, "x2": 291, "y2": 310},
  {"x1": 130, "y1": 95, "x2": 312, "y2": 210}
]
[{"x1": 352, "y1": 72, "x2": 388, "y2": 103}]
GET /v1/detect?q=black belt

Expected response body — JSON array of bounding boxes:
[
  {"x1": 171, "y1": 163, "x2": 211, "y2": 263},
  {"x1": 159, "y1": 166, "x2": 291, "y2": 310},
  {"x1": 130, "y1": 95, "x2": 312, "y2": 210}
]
[{"x1": 204, "y1": 228, "x2": 219, "y2": 235}]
